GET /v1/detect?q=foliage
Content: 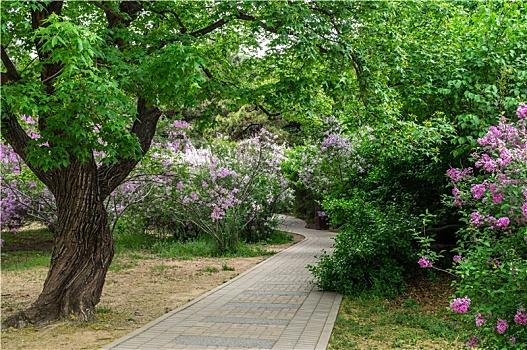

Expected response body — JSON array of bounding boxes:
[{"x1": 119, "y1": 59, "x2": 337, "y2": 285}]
[
  {"x1": 290, "y1": 114, "x2": 456, "y2": 296},
  {"x1": 418, "y1": 103, "x2": 527, "y2": 348},
  {"x1": 309, "y1": 194, "x2": 418, "y2": 297},
  {"x1": 2, "y1": 124, "x2": 293, "y2": 254},
  {"x1": 108, "y1": 126, "x2": 293, "y2": 253}
]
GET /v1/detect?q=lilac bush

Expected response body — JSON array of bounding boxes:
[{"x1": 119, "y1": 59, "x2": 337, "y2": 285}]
[
  {"x1": 294, "y1": 117, "x2": 367, "y2": 198},
  {"x1": 422, "y1": 103, "x2": 527, "y2": 348},
  {"x1": 111, "y1": 124, "x2": 293, "y2": 253},
  {"x1": 1, "y1": 119, "x2": 56, "y2": 233},
  {"x1": 2, "y1": 118, "x2": 293, "y2": 254}
]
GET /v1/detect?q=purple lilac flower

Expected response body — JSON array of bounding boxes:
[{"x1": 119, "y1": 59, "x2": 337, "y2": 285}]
[
  {"x1": 514, "y1": 309, "x2": 527, "y2": 325},
  {"x1": 475, "y1": 153, "x2": 499, "y2": 173},
  {"x1": 450, "y1": 297, "x2": 471, "y2": 314},
  {"x1": 511, "y1": 337, "x2": 516, "y2": 344},
  {"x1": 466, "y1": 335, "x2": 478, "y2": 348},
  {"x1": 493, "y1": 217, "x2": 510, "y2": 229},
  {"x1": 470, "y1": 212, "x2": 485, "y2": 228},
  {"x1": 517, "y1": 102, "x2": 527, "y2": 119},
  {"x1": 471, "y1": 183, "x2": 486, "y2": 199},
  {"x1": 418, "y1": 257, "x2": 433, "y2": 268},
  {"x1": 453, "y1": 255, "x2": 463, "y2": 263},
  {"x1": 476, "y1": 313, "x2": 486, "y2": 327},
  {"x1": 446, "y1": 168, "x2": 473, "y2": 184},
  {"x1": 496, "y1": 319, "x2": 508, "y2": 334}
]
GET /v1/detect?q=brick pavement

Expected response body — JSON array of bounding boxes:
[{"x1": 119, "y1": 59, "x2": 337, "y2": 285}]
[{"x1": 101, "y1": 216, "x2": 341, "y2": 350}]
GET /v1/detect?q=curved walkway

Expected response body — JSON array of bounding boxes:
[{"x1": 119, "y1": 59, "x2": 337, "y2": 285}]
[{"x1": 101, "y1": 216, "x2": 341, "y2": 350}]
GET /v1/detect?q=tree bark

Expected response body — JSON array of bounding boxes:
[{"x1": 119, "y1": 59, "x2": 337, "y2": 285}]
[{"x1": 2, "y1": 159, "x2": 114, "y2": 329}]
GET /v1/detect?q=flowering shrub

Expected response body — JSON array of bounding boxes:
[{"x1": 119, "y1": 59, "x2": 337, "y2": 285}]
[
  {"x1": 2, "y1": 119, "x2": 293, "y2": 254},
  {"x1": 291, "y1": 115, "x2": 455, "y2": 296},
  {"x1": 110, "y1": 124, "x2": 294, "y2": 253},
  {"x1": 1, "y1": 118, "x2": 56, "y2": 232},
  {"x1": 421, "y1": 103, "x2": 527, "y2": 348}
]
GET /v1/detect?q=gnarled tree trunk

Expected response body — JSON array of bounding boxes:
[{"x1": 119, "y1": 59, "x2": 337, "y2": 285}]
[
  {"x1": 2, "y1": 160, "x2": 114, "y2": 328},
  {"x1": 1, "y1": 98, "x2": 162, "y2": 329}
]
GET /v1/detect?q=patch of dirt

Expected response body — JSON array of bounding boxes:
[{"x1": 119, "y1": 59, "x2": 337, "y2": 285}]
[{"x1": 0, "y1": 235, "x2": 303, "y2": 350}]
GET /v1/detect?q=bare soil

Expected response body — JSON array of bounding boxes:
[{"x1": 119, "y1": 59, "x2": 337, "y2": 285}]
[{"x1": 0, "y1": 236, "x2": 303, "y2": 350}]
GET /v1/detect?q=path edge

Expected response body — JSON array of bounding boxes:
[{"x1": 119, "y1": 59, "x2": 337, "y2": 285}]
[{"x1": 100, "y1": 225, "x2": 312, "y2": 350}]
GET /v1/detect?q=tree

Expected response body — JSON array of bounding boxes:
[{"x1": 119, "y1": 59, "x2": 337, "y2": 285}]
[{"x1": 1, "y1": 0, "x2": 364, "y2": 328}]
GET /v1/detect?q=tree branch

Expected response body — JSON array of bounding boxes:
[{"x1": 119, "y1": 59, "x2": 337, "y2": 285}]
[
  {"x1": 1, "y1": 107, "x2": 56, "y2": 190},
  {"x1": 98, "y1": 97, "x2": 162, "y2": 198},
  {"x1": 1, "y1": 45, "x2": 22, "y2": 85},
  {"x1": 190, "y1": 18, "x2": 227, "y2": 37},
  {"x1": 92, "y1": 1, "x2": 125, "y2": 22}
]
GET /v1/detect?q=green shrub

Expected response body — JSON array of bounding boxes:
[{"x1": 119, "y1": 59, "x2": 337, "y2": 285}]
[{"x1": 309, "y1": 194, "x2": 418, "y2": 297}]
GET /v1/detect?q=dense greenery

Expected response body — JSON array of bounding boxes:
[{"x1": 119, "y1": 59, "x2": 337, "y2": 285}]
[{"x1": 1, "y1": 2, "x2": 526, "y2": 347}]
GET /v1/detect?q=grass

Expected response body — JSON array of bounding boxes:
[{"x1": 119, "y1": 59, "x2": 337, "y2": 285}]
[
  {"x1": 328, "y1": 274, "x2": 470, "y2": 349},
  {"x1": 1, "y1": 226, "x2": 53, "y2": 271},
  {"x1": 0, "y1": 227, "x2": 293, "y2": 271},
  {"x1": 222, "y1": 263, "x2": 235, "y2": 271},
  {"x1": 200, "y1": 266, "x2": 220, "y2": 274}
]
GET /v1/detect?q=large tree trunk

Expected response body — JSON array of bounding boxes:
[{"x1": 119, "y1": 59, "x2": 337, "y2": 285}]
[{"x1": 2, "y1": 160, "x2": 114, "y2": 329}]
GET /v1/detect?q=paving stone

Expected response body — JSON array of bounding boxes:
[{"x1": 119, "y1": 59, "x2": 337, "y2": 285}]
[{"x1": 101, "y1": 216, "x2": 341, "y2": 350}]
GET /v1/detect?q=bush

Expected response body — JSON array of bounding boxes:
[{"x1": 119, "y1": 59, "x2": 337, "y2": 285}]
[
  {"x1": 309, "y1": 194, "x2": 418, "y2": 296},
  {"x1": 109, "y1": 124, "x2": 294, "y2": 253},
  {"x1": 419, "y1": 103, "x2": 527, "y2": 348},
  {"x1": 289, "y1": 115, "x2": 455, "y2": 296}
]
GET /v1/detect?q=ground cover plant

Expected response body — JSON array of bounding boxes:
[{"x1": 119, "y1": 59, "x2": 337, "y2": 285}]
[{"x1": 328, "y1": 275, "x2": 469, "y2": 350}]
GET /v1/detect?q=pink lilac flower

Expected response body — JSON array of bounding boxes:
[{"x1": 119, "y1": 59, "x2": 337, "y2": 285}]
[
  {"x1": 471, "y1": 183, "x2": 486, "y2": 199},
  {"x1": 450, "y1": 297, "x2": 471, "y2": 313},
  {"x1": 496, "y1": 319, "x2": 508, "y2": 334},
  {"x1": 511, "y1": 337, "x2": 516, "y2": 344},
  {"x1": 418, "y1": 257, "x2": 433, "y2": 268},
  {"x1": 514, "y1": 309, "x2": 527, "y2": 325},
  {"x1": 470, "y1": 212, "x2": 485, "y2": 228},
  {"x1": 476, "y1": 313, "x2": 486, "y2": 327},
  {"x1": 466, "y1": 335, "x2": 478, "y2": 348},
  {"x1": 453, "y1": 255, "x2": 463, "y2": 263},
  {"x1": 493, "y1": 217, "x2": 510, "y2": 229}
]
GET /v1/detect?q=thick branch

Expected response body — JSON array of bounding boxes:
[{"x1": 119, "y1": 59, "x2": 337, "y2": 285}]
[
  {"x1": 190, "y1": 18, "x2": 227, "y2": 37},
  {"x1": 92, "y1": 1, "x2": 125, "y2": 22},
  {"x1": 1, "y1": 108, "x2": 56, "y2": 190},
  {"x1": 1, "y1": 45, "x2": 21, "y2": 85},
  {"x1": 98, "y1": 98, "x2": 162, "y2": 198}
]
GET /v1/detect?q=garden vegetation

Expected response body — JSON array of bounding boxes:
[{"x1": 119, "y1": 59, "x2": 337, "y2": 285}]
[{"x1": 1, "y1": 1, "x2": 527, "y2": 348}]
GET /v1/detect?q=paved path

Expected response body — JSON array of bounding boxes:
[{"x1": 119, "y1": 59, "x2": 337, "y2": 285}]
[{"x1": 101, "y1": 216, "x2": 341, "y2": 350}]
